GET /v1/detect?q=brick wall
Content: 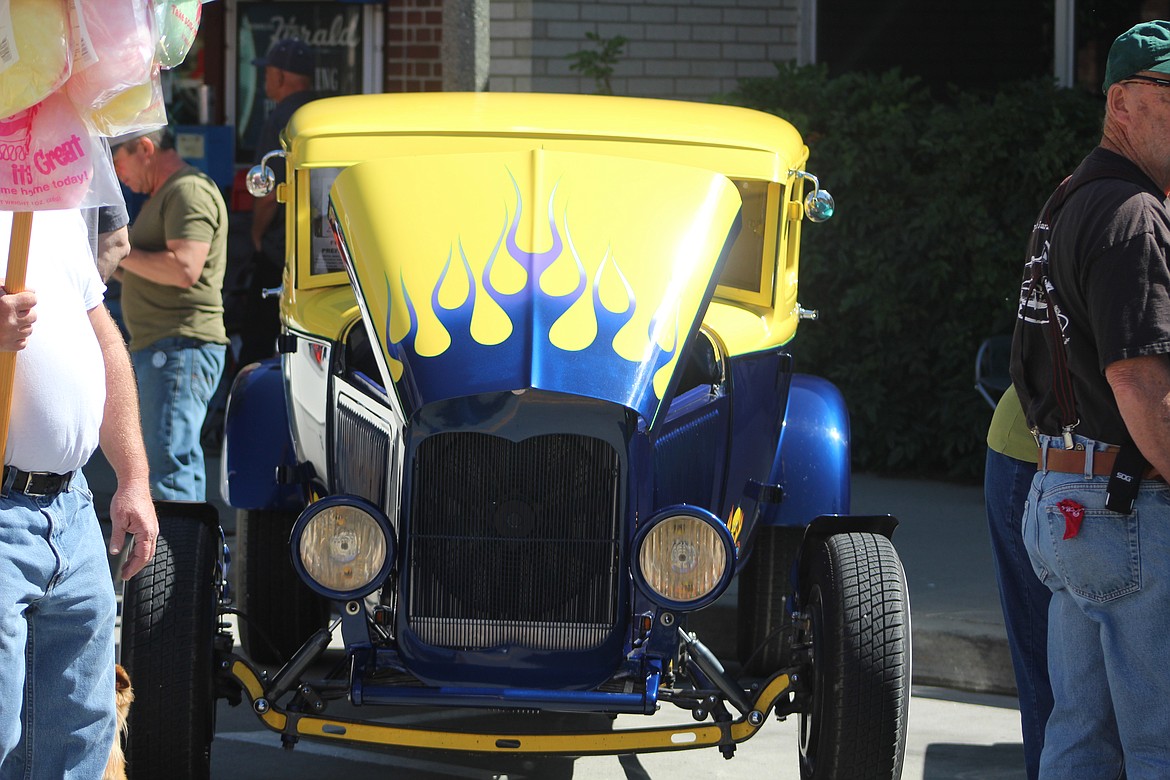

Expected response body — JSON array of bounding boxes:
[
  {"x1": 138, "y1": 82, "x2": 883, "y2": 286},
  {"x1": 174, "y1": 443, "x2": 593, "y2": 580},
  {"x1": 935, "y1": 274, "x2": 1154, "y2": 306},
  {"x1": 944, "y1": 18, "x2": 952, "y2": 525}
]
[
  {"x1": 489, "y1": 0, "x2": 805, "y2": 101},
  {"x1": 386, "y1": 0, "x2": 445, "y2": 92}
]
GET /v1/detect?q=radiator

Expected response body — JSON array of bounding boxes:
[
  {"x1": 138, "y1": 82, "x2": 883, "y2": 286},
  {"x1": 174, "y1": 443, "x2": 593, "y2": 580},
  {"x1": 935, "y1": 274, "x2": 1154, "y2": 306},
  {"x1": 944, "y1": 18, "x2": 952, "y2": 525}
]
[
  {"x1": 408, "y1": 432, "x2": 621, "y2": 651},
  {"x1": 334, "y1": 393, "x2": 396, "y2": 513}
]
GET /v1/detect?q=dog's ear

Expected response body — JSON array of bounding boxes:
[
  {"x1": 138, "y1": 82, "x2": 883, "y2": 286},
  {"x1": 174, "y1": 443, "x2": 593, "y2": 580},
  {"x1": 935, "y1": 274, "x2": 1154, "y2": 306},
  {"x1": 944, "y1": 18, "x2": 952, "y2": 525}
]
[
  {"x1": 114, "y1": 664, "x2": 131, "y2": 692},
  {"x1": 113, "y1": 664, "x2": 133, "y2": 705}
]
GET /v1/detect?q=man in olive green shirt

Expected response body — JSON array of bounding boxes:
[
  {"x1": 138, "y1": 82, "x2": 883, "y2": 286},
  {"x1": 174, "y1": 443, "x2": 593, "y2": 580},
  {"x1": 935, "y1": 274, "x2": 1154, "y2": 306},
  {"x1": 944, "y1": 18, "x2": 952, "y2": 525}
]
[{"x1": 111, "y1": 127, "x2": 229, "y2": 501}]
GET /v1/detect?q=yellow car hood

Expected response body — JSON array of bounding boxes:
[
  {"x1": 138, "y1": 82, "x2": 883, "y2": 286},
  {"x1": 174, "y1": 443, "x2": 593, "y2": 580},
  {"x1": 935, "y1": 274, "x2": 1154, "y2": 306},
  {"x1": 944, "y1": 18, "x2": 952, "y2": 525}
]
[{"x1": 329, "y1": 149, "x2": 742, "y2": 425}]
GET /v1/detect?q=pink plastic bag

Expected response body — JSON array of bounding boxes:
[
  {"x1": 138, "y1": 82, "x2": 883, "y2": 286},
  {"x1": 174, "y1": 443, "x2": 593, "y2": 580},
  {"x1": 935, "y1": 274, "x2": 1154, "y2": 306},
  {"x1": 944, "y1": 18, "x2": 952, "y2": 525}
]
[
  {"x1": 0, "y1": 92, "x2": 95, "y2": 211},
  {"x1": 66, "y1": 0, "x2": 155, "y2": 120}
]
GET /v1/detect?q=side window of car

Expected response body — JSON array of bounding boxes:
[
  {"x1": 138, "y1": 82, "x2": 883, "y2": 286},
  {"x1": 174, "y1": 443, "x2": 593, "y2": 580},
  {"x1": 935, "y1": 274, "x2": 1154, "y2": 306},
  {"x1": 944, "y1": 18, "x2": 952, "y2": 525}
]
[
  {"x1": 305, "y1": 166, "x2": 348, "y2": 279},
  {"x1": 714, "y1": 179, "x2": 778, "y2": 308}
]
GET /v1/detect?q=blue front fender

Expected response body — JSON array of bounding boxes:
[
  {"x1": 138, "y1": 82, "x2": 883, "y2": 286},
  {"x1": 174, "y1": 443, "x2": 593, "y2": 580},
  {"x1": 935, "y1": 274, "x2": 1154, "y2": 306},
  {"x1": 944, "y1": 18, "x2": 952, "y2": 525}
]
[
  {"x1": 221, "y1": 359, "x2": 303, "y2": 511},
  {"x1": 759, "y1": 373, "x2": 851, "y2": 527}
]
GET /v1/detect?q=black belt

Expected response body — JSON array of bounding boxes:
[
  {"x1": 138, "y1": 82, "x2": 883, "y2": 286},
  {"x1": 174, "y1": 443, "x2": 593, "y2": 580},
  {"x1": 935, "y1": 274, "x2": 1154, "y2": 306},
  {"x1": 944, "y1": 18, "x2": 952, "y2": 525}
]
[{"x1": 3, "y1": 467, "x2": 74, "y2": 498}]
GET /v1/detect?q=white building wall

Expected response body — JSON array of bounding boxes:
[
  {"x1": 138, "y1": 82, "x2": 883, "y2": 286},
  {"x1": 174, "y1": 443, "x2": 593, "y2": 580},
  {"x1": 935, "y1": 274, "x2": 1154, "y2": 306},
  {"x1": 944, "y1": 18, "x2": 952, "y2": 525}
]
[{"x1": 489, "y1": 0, "x2": 805, "y2": 101}]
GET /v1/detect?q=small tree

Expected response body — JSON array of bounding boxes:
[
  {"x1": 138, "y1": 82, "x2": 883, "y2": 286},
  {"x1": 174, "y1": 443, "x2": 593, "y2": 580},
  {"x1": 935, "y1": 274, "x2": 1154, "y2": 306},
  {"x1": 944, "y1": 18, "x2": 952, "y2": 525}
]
[{"x1": 566, "y1": 32, "x2": 627, "y2": 95}]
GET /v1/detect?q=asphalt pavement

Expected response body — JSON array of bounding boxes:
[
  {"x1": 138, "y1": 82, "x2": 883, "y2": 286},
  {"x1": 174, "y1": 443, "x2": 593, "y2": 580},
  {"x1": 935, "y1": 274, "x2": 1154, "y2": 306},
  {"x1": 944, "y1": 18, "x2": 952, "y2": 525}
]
[{"x1": 87, "y1": 451, "x2": 1023, "y2": 777}]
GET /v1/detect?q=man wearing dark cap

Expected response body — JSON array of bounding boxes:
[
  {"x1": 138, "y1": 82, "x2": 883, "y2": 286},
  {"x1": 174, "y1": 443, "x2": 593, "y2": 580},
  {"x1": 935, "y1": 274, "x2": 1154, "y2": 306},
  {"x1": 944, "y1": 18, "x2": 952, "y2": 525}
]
[
  {"x1": 241, "y1": 37, "x2": 317, "y2": 367},
  {"x1": 1011, "y1": 19, "x2": 1170, "y2": 778}
]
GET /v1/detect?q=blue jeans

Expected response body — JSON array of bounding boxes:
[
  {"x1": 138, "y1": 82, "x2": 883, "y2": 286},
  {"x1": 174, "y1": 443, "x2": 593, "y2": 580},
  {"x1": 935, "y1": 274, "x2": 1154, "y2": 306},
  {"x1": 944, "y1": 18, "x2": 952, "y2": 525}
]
[
  {"x1": 1024, "y1": 435, "x2": 1170, "y2": 779},
  {"x1": 0, "y1": 472, "x2": 117, "y2": 779},
  {"x1": 131, "y1": 337, "x2": 226, "y2": 501},
  {"x1": 985, "y1": 447, "x2": 1051, "y2": 780}
]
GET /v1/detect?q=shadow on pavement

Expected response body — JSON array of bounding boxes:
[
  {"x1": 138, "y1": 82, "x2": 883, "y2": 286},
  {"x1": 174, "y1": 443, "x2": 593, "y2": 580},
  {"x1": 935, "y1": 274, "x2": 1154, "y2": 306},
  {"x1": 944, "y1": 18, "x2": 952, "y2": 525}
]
[{"x1": 922, "y1": 742, "x2": 1025, "y2": 779}]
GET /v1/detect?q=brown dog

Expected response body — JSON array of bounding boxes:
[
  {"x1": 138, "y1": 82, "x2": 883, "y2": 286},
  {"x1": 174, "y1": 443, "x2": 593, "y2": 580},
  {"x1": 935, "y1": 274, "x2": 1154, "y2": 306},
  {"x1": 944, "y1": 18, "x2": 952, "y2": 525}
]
[{"x1": 102, "y1": 664, "x2": 133, "y2": 780}]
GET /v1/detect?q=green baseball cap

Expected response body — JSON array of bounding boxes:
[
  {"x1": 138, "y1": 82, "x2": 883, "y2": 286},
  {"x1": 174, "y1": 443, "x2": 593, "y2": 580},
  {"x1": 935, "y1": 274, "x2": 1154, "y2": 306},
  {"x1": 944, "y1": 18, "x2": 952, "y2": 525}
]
[{"x1": 1103, "y1": 20, "x2": 1170, "y2": 94}]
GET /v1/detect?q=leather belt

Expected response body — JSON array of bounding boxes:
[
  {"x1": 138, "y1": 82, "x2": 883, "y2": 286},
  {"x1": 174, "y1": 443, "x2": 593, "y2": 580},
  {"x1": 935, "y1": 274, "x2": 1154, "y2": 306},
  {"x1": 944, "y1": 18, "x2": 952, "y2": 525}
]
[
  {"x1": 3, "y1": 467, "x2": 74, "y2": 498},
  {"x1": 1040, "y1": 448, "x2": 1162, "y2": 481}
]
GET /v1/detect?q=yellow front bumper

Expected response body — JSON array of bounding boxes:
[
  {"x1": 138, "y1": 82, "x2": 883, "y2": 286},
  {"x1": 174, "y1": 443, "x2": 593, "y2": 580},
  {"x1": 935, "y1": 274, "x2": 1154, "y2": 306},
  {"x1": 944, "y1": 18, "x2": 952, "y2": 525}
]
[{"x1": 228, "y1": 657, "x2": 794, "y2": 756}]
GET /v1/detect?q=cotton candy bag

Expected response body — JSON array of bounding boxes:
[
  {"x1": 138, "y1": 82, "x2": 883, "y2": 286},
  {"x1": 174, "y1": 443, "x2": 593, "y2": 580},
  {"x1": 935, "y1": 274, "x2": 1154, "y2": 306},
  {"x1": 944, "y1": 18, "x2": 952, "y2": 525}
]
[
  {"x1": 0, "y1": 0, "x2": 72, "y2": 119},
  {"x1": 85, "y1": 67, "x2": 167, "y2": 138},
  {"x1": 154, "y1": 0, "x2": 202, "y2": 69},
  {"x1": 66, "y1": 0, "x2": 155, "y2": 127},
  {"x1": 0, "y1": 92, "x2": 95, "y2": 210}
]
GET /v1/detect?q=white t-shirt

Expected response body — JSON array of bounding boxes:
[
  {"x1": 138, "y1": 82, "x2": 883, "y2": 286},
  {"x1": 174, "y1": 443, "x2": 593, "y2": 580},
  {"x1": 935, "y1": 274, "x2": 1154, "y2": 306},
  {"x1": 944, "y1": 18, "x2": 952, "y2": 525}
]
[{"x1": 0, "y1": 209, "x2": 106, "y2": 474}]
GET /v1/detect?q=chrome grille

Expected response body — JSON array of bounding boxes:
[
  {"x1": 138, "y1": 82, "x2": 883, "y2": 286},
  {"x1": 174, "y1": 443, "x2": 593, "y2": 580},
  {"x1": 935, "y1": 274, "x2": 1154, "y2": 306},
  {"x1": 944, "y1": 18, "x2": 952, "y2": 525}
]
[
  {"x1": 334, "y1": 393, "x2": 394, "y2": 511},
  {"x1": 408, "y1": 432, "x2": 621, "y2": 651}
]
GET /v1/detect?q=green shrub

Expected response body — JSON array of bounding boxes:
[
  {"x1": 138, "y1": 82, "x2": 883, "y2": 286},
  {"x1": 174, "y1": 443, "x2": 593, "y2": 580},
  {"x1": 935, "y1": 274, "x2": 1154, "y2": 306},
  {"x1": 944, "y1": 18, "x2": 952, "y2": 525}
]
[{"x1": 725, "y1": 64, "x2": 1103, "y2": 480}]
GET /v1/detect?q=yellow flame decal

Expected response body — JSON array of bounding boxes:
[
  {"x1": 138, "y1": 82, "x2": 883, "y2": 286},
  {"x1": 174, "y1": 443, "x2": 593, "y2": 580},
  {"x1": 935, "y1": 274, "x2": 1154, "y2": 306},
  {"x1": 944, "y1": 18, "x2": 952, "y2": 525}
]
[
  {"x1": 728, "y1": 506, "x2": 744, "y2": 548},
  {"x1": 437, "y1": 250, "x2": 470, "y2": 310},
  {"x1": 413, "y1": 264, "x2": 452, "y2": 358},
  {"x1": 596, "y1": 249, "x2": 631, "y2": 314},
  {"x1": 650, "y1": 308, "x2": 680, "y2": 398},
  {"x1": 470, "y1": 294, "x2": 512, "y2": 346},
  {"x1": 548, "y1": 288, "x2": 596, "y2": 351},
  {"x1": 548, "y1": 215, "x2": 595, "y2": 351},
  {"x1": 487, "y1": 241, "x2": 527, "y2": 295}
]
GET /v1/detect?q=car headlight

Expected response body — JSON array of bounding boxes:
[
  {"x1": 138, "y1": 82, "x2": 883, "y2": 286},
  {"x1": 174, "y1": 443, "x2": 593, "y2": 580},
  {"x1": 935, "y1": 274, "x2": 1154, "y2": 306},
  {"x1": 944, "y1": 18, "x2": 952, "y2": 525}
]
[
  {"x1": 291, "y1": 496, "x2": 395, "y2": 600},
  {"x1": 632, "y1": 506, "x2": 735, "y2": 610}
]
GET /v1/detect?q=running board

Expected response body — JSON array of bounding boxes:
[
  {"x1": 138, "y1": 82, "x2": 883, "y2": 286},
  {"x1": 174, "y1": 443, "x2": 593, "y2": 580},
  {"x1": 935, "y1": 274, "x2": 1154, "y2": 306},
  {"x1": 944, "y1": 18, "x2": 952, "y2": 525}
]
[{"x1": 226, "y1": 657, "x2": 794, "y2": 756}]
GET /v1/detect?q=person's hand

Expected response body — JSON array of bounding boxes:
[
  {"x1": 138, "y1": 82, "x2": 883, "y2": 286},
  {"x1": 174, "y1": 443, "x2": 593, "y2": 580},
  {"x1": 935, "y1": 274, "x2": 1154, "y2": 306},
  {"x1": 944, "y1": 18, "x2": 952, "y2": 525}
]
[
  {"x1": 108, "y1": 478, "x2": 158, "y2": 580},
  {"x1": 0, "y1": 287, "x2": 36, "y2": 351}
]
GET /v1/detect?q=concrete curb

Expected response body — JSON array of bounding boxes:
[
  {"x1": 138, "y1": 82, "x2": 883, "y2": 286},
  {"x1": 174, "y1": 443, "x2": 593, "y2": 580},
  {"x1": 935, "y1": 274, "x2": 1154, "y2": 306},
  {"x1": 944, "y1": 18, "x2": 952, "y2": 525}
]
[{"x1": 912, "y1": 618, "x2": 1015, "y2": 696}]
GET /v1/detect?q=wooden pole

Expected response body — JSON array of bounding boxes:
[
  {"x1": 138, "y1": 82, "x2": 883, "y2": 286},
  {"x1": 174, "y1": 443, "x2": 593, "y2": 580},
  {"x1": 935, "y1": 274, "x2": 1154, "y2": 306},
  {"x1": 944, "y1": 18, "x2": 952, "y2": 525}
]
[{"x1": 0, "y1": 211, "x2": 33, "y2": 464}]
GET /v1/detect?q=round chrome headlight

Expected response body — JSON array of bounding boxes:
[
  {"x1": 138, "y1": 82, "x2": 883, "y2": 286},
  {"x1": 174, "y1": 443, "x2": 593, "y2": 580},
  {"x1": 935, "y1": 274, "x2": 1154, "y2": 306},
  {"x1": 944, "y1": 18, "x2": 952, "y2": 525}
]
[
  {"x1": 291, "y1": 497, "x2": 395, "y2": 600},
  {"x1": 633, "y1": 507, "x2": 735, "y2": 610}
]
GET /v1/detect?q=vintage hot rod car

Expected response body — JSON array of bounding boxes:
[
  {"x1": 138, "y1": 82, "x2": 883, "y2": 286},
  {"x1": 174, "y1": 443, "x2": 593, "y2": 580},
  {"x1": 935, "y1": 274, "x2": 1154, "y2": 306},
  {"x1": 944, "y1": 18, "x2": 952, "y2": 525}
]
[{"x1": 119, "y1": 92, "x2": 910, "y2": 779}]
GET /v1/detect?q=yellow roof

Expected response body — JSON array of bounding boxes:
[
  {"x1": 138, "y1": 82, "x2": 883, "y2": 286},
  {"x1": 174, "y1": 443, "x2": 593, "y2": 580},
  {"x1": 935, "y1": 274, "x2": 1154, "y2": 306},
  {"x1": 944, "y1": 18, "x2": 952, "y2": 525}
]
[{"x1": 282, "y1": 92, "x2": 808, "y2": 182}]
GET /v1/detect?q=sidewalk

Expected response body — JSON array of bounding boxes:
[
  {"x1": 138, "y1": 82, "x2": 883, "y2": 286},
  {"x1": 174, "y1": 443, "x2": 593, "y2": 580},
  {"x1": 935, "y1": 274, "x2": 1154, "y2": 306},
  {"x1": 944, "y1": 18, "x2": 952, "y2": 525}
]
[
  {"x1": 852, "y1": 473, "x2": 1014, "y2": 695},
  {"x1": 88, "y1": 454, "x2": 1015, "y2": 697}
]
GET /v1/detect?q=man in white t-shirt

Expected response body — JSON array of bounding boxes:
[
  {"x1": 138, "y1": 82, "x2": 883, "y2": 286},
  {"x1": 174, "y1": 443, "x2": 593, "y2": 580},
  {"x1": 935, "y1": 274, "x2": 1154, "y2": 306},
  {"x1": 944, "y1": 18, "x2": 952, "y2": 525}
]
[{"x1": 0, "y1": 208, "x2": 156, "y2": 777}]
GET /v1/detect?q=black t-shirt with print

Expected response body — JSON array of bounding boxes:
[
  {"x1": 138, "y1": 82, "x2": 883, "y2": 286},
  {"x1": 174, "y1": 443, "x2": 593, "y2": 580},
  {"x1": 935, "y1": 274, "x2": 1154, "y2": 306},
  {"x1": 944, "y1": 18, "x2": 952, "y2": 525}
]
[{"x1": 1011, "y1": 146, "x2": 1170, "y2": 445}]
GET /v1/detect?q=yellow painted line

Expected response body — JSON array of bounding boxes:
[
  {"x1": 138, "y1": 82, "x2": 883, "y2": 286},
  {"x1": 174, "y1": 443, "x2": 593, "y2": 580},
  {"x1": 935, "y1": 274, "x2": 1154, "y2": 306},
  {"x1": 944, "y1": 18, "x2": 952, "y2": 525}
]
[{"x1": 228, "y1": 658, "x2": 791, "y2": 756}]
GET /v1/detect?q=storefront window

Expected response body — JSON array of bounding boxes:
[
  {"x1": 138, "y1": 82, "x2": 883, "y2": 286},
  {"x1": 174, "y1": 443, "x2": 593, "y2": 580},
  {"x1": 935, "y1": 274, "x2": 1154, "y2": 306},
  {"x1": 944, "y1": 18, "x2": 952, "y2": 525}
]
[{"x1": 236, "y1": 2, "x2": 366, "y2": 163}]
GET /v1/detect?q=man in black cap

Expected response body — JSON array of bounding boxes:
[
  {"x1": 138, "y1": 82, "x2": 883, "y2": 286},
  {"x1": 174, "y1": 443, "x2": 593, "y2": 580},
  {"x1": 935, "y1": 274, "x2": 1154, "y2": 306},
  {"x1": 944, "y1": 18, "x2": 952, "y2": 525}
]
[
  {"x1": 242, "y1": 37, "x2": 317, "y2": 366},
  {"x1": 1011, "y1": 19, "x2": 1170, "y2": 778}
]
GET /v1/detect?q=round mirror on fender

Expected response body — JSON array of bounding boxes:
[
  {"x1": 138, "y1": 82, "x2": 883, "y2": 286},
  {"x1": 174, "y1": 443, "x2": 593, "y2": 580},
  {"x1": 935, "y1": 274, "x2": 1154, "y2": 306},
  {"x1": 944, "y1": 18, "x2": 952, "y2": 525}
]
[
  {"x1": 246, "y1": 150, "x2": 288, "y2": 197},
  {"x1": 804, "y1": 189, "x2": 835, "y2": 223},
  {"x1": 246, "y1": 165, "x2": 275, "y2": 197}
]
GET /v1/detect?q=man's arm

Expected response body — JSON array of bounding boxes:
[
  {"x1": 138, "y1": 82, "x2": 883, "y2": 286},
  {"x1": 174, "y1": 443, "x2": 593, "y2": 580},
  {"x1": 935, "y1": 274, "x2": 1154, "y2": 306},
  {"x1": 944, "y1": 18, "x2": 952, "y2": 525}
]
[
  {"x1": 250, "y1": 193, "x2": 279, "y2": 252},
  {"x1": 94, "y1": 226, "x2": 130, "y2": 282},
  {"x1": 89, "y1": 304, "x2": 157, "y2": 580},
  {"x1": 118, "y1": 238, "x2": 210, "y2": 288},
  {"x1": 1106, "y1": 353, "x2": 1170, "y2": 476}
]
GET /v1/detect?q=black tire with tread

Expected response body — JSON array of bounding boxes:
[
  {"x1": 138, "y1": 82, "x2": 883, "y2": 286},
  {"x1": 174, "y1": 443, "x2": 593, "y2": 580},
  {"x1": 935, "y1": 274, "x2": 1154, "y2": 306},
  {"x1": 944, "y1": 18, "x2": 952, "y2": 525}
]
[
  {"x1": 236, "y1": 508, "x2": 330, "y2": 666},
  {"x1": 798, "y1": 532, "x2": 910, "y2": 780},
  {"x1": 737, "y1": 525, "x2": 804, "y2": 675},
  {"x1": 120, "y1": 502, "x2": 219, "y2": 780}
]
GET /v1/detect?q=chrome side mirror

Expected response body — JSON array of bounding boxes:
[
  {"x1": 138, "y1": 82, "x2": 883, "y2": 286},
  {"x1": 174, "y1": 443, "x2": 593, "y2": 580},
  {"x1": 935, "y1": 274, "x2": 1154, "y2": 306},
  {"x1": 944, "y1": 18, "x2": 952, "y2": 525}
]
[
  {"x1": 789, "y1": 169, "x2": 835, "y2": 223},
  {"x1": 245, "y1": 150, "x2": 287, "y2": 197}
]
